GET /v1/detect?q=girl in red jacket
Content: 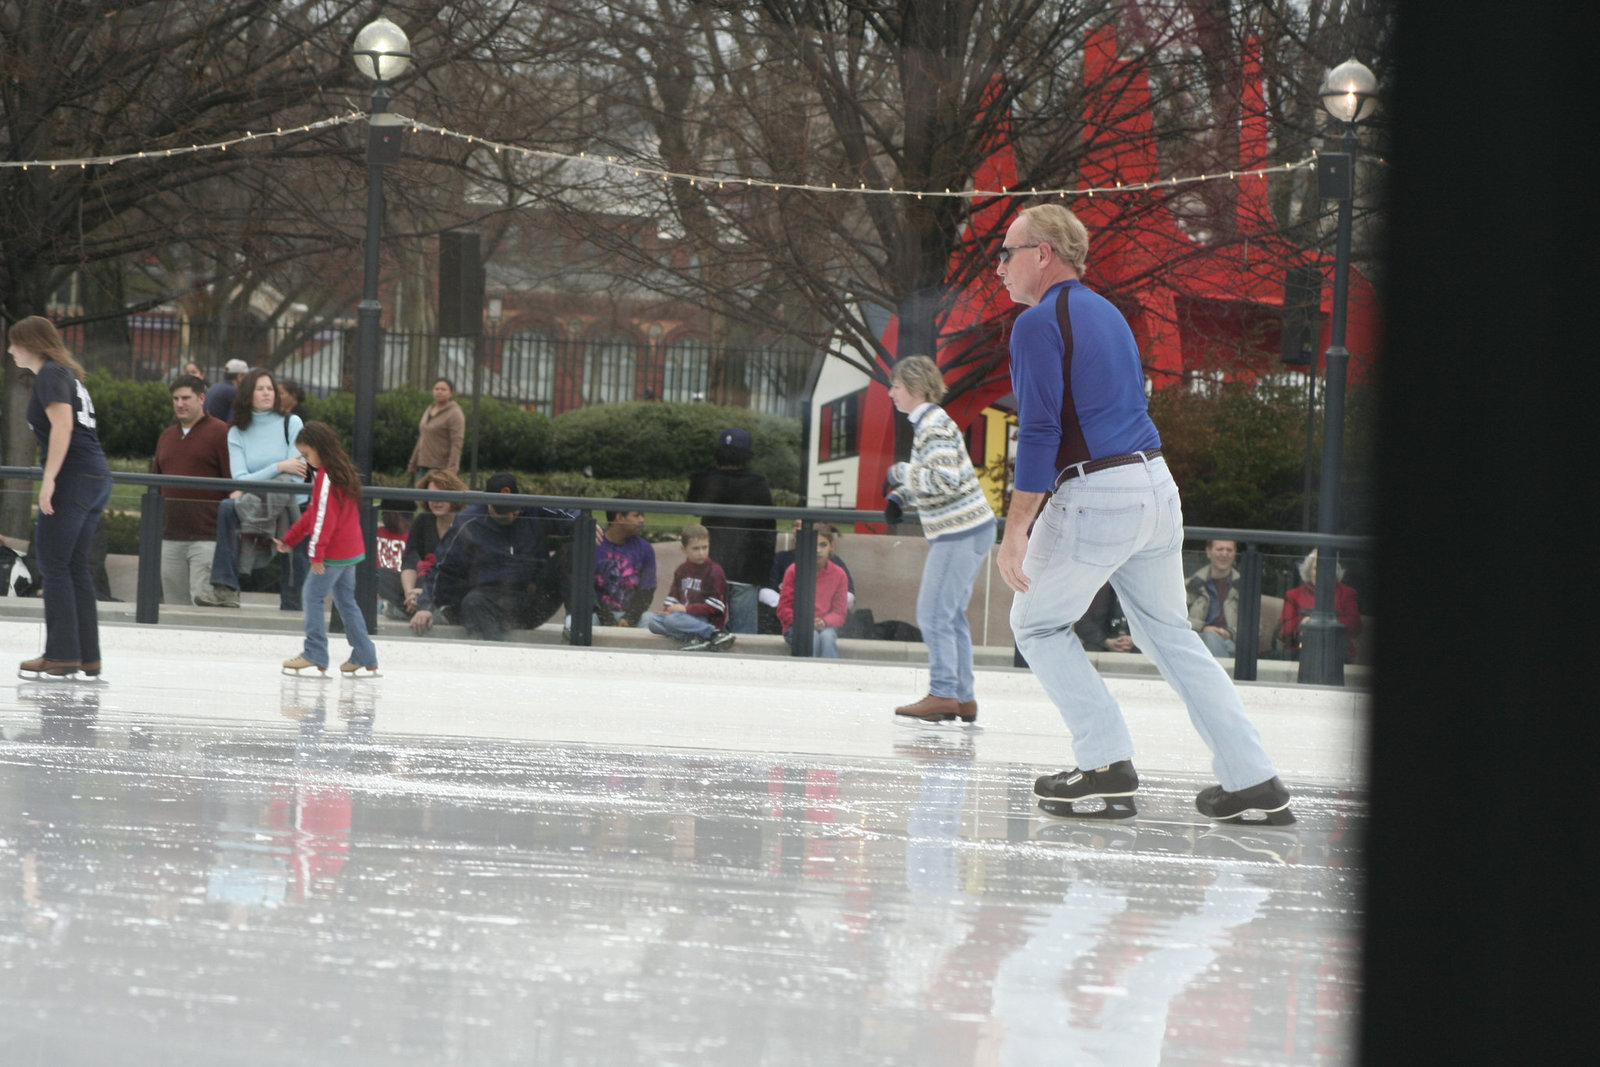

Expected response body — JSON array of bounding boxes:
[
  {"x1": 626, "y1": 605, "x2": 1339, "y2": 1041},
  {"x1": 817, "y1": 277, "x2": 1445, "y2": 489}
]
[
  {"x1": 777, "y1": 523, "x2": 850, "y2": 658},
  {"x1": 275, "y1": 421, "x2": 378, "y2": 677}
]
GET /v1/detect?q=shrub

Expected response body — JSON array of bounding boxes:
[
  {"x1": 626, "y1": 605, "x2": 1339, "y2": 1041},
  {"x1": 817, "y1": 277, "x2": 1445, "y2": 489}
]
[
  {"x1": 548, "y1": 401, "x2": 801, "y2": 491},
  {"x1": 83, "y1": 373, "x2": 174, "y2": 458}
]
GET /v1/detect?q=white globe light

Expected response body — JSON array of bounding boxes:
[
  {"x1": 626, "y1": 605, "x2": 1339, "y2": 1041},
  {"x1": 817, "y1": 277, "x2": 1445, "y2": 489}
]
[
  {"x1": 1320, "y1": 59, "x2": 1378, "y2": 124},
  {"x1": 353, "y1": 18, "x2": 412, "y2": 83}
]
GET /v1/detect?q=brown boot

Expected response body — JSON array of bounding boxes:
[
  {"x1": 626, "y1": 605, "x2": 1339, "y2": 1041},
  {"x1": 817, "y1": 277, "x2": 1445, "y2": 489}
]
[
  {"x1": 894, "y1": 694, "x2": 961, "y2": 721},
  {"x1": 19, "y1": 656, "x2": 81, "y2": 679},
  {"x1": 956, "y1": 700, "x2": 978, "y2": 723}
]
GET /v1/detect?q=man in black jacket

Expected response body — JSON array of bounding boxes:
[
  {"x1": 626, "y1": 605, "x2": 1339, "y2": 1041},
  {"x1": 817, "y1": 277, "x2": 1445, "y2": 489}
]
[{"x1": 686, "y1": 427, "x2": 775, "y2": 635}]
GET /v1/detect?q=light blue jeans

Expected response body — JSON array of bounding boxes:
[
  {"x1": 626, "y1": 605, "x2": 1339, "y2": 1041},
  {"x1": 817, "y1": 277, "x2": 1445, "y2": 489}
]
[
  {"x1": 917, "y1": 522, "x2": 995, "y2": 701},
  {"x1": 645, "y1": 611, "x2": 716, "y2": 644},
  {"x1": 299, "y1": 563, "x2": 378, "y2": 670},
  {"x1": 726, "y1": 581, "x2": 758, "y2": 634},
  {"x1": 1009, "y1": 458, "x2": 1277, "y2": 792},
  {"x1": 785, "y1": 625, "x2": 839, "y2": 658}
]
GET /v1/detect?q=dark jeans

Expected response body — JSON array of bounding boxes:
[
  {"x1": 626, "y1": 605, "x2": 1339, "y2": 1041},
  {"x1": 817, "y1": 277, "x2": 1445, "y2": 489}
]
[
  {"x1": 210, "y1": 497, "x2": 308, "y2": 609},
  {"x1": 36, "y1": 469, "x2": 112, "y2": 663},
  {"x1": 458, "y1": 581, "x2": 564, "y2": 641}
]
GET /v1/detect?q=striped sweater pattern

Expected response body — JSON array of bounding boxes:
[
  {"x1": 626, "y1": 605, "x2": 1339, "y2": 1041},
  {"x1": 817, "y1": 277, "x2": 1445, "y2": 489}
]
[{"x1": 898, "y1": 406, "x2": 995, "y2": 540}]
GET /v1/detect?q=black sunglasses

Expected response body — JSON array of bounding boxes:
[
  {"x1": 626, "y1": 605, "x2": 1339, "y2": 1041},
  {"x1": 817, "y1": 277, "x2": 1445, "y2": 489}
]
[{"x1": 997, "y1": 242, "x2": 1042, "y2": 264}]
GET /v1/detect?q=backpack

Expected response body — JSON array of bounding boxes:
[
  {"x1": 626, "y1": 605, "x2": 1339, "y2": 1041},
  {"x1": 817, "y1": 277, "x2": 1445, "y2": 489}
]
[{"x1": 0, "y1": 541, "x2": 38, "y2": 597}]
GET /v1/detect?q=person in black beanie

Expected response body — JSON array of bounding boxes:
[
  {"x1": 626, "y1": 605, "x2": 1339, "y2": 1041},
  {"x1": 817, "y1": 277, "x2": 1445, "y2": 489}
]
[{"x1": 686, "y1": 427, "x2": 775, "y2": 635}]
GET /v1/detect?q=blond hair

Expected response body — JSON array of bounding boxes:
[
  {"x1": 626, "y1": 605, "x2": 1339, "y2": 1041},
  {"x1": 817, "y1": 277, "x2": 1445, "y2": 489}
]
[
  {"x1": 892, "y1": 355, "x2": 947, "y2": 403},
  {"x1": 1019, "y1": 204, "x2": 1090, "y2": 274}
]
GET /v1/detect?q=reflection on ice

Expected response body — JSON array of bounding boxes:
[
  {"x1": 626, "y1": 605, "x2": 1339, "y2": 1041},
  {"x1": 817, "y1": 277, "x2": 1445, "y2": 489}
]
[{"x1": 1, "y1": 683, "x2": 1361, "y2": 1065}]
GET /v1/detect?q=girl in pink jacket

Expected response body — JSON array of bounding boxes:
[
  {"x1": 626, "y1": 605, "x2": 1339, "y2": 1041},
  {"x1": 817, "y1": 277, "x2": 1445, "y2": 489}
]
[{"x1": 777, "y1": 523, "x2": 850, "y2": 658}]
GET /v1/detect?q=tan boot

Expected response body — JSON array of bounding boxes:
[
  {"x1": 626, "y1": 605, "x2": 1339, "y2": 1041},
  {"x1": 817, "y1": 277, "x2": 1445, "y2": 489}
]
[
  {"x1": 956, "y1": 700, "x2": 978, "y2": 723},
  {"x1": 894, "y1": 694, "x2": 962, "y2": 721},
  {"x1": 282, "y1": 656, "x2": 326, "y2": 676}
]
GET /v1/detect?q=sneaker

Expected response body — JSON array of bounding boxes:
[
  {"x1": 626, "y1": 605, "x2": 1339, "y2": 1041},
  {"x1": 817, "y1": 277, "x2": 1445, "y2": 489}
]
[
  {"x1": 708, "y1": 630, "x2": 736, "y2": 651},
  {"x1": 340, "y1": 662, "x2": 381, "y2": 679},
  {"x1": 196, "y1": 585, "x2": 240, "y2": 608},
  {"x1": 282, "y1": 655, "x2": 327, "y2": 676},
  {"x1": 1195, "y1": 777, "x2": 1295, "y2": 825},
  {"x1": 1034, "y1": 760, "x2": 1139, "y2": 801},
  {"x1": 680, "y1": 635, "x2": 713, "y2": 652}
]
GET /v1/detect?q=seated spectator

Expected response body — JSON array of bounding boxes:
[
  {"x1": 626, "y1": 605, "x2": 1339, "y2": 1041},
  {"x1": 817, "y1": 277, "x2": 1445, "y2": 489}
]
[
  {"x1": 1277, "y1": 550, "x2": 1363, "y2": 662},
  {"x1": 1077, "y1": 583, "x2": 1139, "y2": 653},
  {"x1": 375, "y1": 499, "x2": 414, "y2": 621},
  {"x1": 1185, "y1": 538, "x2": 1241, "y2": 658},
  {"x1": 409, "y1": 472, "x2": 564, "y2": 641},
  {"x1": 402, "y1": 469, "x2": 468, "y2": 620},
  {"x1": 645, "y1": 523, "x2": 734, "y2": 652},
  {"x1": 760, "y1": 519, "x2": 854, "y2": 633},
  {"x1": 777, "y1": 522, "x2": 850, "y2": 658},
  {"x1": 593, "y1": 510, "x2": 656, "y2": 628}
]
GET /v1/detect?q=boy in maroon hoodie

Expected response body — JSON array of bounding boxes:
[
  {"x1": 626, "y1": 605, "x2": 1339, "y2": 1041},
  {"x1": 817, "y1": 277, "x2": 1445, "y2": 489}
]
[{"x1": 645, "y1": 523, "x2": 734, "y2": 652}]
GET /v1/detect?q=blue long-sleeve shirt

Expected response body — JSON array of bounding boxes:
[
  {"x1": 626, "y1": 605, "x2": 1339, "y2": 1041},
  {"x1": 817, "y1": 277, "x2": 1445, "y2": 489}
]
[
  {"x1": 227, "y1": 412, "x2": 305, "y2": 482},
  {"x1": 1009, "y1": 280, "x2": 1160, "y2": 492}
]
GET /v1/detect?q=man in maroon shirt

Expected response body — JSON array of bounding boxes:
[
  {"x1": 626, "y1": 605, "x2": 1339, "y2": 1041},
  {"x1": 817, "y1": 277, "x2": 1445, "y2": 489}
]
[{"x1": 150, "y1": 375, "x2": 232, "y2": 605}]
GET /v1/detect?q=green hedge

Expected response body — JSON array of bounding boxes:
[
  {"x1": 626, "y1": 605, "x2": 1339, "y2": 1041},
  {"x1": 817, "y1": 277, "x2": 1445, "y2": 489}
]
[
  {"x1": 80, "y1": 376, "x2": 800, "y2": 496},
  {"x1": 548, "y1": 401, "x2": 801, "y2": 492}
]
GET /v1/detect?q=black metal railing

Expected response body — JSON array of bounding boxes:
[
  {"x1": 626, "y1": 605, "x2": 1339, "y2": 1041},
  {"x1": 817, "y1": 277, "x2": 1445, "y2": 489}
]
[{"x1": 1, "y1": 467, "x2": 1373, "y2": 672}]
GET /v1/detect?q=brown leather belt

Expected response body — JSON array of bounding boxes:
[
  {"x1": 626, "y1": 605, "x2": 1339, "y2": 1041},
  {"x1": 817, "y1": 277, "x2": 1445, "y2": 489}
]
[{"x1": 1053, "y1": 449, "x2": 1163, "y2": 490}]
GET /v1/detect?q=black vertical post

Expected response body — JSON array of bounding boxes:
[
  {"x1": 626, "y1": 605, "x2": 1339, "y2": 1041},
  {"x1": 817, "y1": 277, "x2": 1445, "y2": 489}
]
[
  {"x1": 1233, "y1": 543, "x2": 1263, "y2": 682},
  {"x1": 135, "y1": 486, "x2": 163, "y2": 624},
  {"x1": 790, "y1": 520, "x2": 817, "y2": 657},
  {"x1": 1300, "y1": 125, "x2": 1358, "y2": 685},
  {"x1": 568, "y1": 510, "x2": 596, "y2": 647}
]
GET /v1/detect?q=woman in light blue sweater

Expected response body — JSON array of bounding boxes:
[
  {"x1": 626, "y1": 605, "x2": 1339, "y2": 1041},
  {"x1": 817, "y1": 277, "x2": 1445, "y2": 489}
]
[
  {"x1": 198, "y1": 369, "x2": 308, "y2": 609},
  {"x1": 884, "y1": 356, "x2": 997, "y2": 724}
]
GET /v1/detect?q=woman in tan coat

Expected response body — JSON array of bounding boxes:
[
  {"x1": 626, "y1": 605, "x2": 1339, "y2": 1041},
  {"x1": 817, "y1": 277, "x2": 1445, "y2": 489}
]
[{"x1": 407, "y1": 376, "x2": 465, "y2": 482}]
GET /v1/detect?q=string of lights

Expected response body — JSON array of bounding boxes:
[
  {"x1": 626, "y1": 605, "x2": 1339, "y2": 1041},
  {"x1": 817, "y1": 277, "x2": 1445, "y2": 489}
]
[
  {"x1": 0, "y1": 109, "x2": 1332, "y2": 198},
  {"x1": 0, "y1": 114, "x2": 366, "y2": 170}
]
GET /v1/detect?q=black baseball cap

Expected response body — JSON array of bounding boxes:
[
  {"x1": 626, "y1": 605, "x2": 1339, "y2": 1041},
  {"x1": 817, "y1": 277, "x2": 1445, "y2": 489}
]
[{"x1": 718, "y1": 427, "x2": 753, "y2": 451}]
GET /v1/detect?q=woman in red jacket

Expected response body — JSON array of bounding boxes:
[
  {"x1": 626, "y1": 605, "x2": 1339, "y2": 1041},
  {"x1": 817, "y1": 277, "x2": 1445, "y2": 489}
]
[
  {"x1": 275, "y1": 421, "x2": 379, "y2": 678},
  {"x1": 1277, "y1": 549, "x2": 1363, "y2": 663}
]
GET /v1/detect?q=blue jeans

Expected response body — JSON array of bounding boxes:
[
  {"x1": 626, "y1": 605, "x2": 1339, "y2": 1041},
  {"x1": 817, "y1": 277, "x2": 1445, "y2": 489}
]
[
  {"x1": 784, "y1": 625, "x2": 839, "y2": 658},
  {"x1": 1199, "y1": 630, "x2": 1238, "y2": 658},
  {"x1": 645, "y1": 611, "x2": 716, "y2": 644},
  {"x1": 36, "y1": 469, "x2": 112, "y2": 663},
  {"x1": 211, "y1": 497, "x2": 308, "y2": 609},
  {"x1": 918, "y1": 522, "x2": 994, "y2": 702},
  {"x1": 299, "y1": 563, "x2": 378, "y2": 669},
  {"x1": 726, "y1": 581, "x2": 758, "y2": 634},
  {"x1": 1009, "y1": 458, "x2": 1276, "y2": 792}
]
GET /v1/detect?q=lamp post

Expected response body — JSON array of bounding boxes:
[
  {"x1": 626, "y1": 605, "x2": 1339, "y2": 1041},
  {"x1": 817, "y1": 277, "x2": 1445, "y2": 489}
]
[
  {"x1": 350, "y1": 17, "x2": 411, "y2": 631},
  {"x1": 1299, "y1": 58, "x2": 1377, "y2": 686}
]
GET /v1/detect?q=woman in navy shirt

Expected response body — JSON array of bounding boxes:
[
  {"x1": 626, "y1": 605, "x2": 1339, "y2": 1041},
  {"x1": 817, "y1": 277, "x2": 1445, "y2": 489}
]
[{"x1": 7, "y1": 316, "x2": 112, "y2": 680}]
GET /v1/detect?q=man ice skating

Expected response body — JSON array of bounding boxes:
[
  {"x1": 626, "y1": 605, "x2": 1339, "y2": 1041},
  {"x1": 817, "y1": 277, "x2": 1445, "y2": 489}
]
[{"x1": 995, "y1": 204, "x2": 1291, "y2": 824}]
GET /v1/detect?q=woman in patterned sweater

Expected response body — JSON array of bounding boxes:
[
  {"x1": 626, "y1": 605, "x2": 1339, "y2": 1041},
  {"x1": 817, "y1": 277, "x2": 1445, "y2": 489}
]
[{"x1": 884, "y1": 356, "x2": 997, "y2": 723}]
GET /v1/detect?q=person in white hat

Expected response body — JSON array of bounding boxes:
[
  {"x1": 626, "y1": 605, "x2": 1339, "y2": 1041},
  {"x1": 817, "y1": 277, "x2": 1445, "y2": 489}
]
[{"x1": 204, "y1": 358, "x2": 252, "y2": 422}]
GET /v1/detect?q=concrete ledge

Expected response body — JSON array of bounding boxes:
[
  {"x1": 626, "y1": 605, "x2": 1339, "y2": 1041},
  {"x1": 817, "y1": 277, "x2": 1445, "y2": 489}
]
[{"x1": 0, "y1": 589, "x2": 1369, "y2": 688}]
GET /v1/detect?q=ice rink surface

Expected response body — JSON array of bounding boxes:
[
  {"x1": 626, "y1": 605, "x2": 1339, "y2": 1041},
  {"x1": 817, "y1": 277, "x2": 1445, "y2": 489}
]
[{"x1": 1, "y1": 620, "x2": 1365, "y2": 1065}]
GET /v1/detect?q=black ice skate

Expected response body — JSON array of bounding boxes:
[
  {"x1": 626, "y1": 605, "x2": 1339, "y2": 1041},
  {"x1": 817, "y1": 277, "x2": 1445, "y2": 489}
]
[
  {"x1": 1033, "y1": 760, "x2": 1139, "y2": 820},
  {"x1": 1195, "y1": 776, "x2": 1295, "y2": 826}
]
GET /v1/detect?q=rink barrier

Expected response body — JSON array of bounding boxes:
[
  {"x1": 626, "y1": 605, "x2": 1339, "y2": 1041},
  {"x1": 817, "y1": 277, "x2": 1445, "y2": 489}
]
[{"x1": 0, "y1": 466, "x2": 1372, "y2": 678}]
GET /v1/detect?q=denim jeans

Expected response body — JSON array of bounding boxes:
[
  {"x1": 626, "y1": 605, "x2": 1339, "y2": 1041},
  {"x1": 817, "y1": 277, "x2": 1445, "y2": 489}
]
[
  {"x1": 1199, "y1": 630, "x2": 1238, "y2": 658},
  {"x1": 36, "y1": 469, "x2": 112, "y2": 664},
  {"x1": 784, "y1": 625, "x2": 839, "y2": 658},
  {"x1": 1008, "y1": 457, "x2": 1277, "y2": 792},
  {"x1": 726, "y1": 581, "x2": 758, "y2": 634},
  {"x1": 645, "y1": 611, "x2": 717, "y2": 644},
  {"x1": 917, "y1": 522, "x2": 994, "y2": 702},
  {"x1": 299, "y1": 563, "x2": 378, "y2": 669},
  {"x1": 211, "y1": 497, "x2": 307, "y2": 608}
]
